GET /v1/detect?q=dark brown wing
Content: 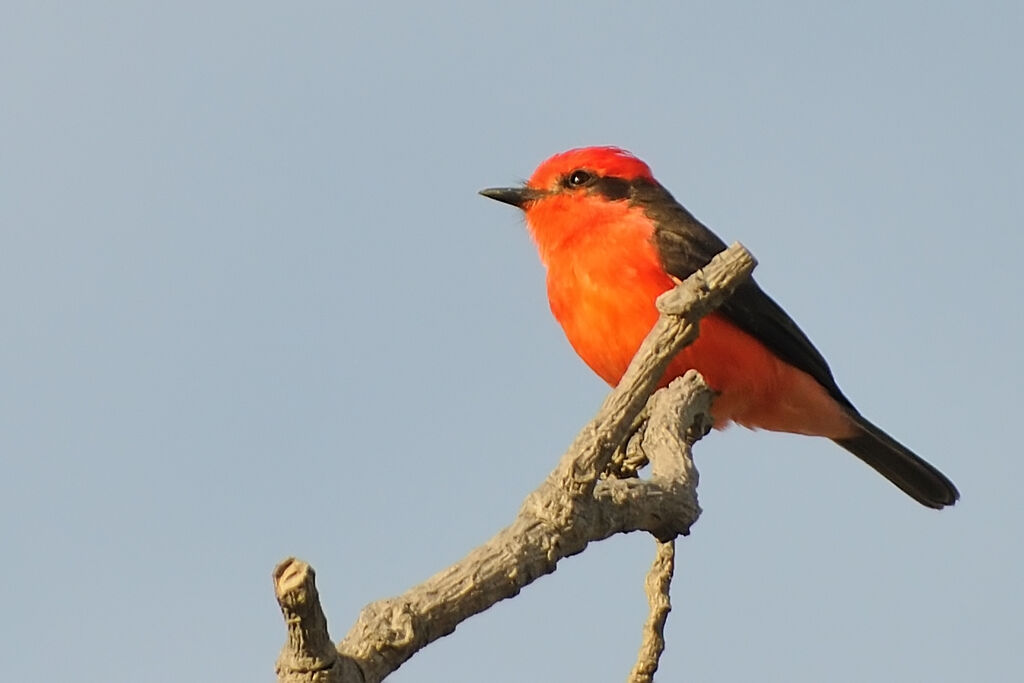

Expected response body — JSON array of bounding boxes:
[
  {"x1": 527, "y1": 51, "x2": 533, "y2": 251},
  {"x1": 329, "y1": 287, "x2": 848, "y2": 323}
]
[
  {"x1": 631, "y1": 180, "x2": 854, "y2": 410},
  {"x1": 614, "y1": 179, "x2": 958, "y2": 507}
]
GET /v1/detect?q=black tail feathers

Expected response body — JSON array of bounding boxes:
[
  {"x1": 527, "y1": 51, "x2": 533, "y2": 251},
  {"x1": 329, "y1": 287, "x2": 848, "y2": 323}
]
[{"x1": 833, "y1": 413, "x2": 959, "y2": 509}]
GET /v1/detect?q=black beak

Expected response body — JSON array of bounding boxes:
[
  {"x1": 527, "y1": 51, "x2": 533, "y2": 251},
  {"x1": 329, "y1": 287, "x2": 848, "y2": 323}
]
[{"x1": 479, "y1": 186, "x2": 543, "y2": 209}]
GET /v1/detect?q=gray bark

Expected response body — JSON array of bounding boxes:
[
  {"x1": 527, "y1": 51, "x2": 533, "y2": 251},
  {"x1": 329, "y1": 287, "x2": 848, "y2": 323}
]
[{"x1": 273, "y1": 243, "x2": 757, "y2": 683}]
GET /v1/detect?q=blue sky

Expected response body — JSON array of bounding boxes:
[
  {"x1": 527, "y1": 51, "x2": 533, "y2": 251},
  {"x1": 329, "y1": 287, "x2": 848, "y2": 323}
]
[{"x1": 2, "y1": 2, "x2": 1021, "y2": 681}]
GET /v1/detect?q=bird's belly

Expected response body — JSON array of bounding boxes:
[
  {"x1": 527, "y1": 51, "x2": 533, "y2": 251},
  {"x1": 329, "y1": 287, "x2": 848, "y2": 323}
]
[
  {"x1": 549, "y1": 270, "x2": 852, "y2": 438},
  {"x1": 548, "y1": 262, "x2": 667, "y2": 387}
]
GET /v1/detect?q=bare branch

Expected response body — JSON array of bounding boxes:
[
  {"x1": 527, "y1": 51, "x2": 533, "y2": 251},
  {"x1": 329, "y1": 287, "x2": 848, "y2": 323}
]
[
  {"x1": 628, "y1": 541, "x2": 675, "y2": 683},
  {"x1": 274, "y1": 243, "x2": 757, "y2": 683},
  {"x1": 274, "y1": 558, "x2": 362, "y2": 683},
  {"x1": 591, "y1": 370, "x2": 712, "y2": 541}
]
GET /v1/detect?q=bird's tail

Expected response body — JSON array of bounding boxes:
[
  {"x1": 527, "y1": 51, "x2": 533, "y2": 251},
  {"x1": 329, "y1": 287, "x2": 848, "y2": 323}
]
[{"x1": 832, "y1": 412, "x2": 959, "y2": 509}]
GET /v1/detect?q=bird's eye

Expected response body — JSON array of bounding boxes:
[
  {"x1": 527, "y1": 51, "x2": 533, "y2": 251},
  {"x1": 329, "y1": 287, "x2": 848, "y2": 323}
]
[{"x1": 566, "y1": 170, "x2": 593, "y2": 187}]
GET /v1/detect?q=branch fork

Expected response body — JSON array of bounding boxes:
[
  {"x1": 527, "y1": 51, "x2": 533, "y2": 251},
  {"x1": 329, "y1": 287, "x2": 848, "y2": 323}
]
[{"x1": 274, "y1": 243, "x2": 757, "y2": 683}]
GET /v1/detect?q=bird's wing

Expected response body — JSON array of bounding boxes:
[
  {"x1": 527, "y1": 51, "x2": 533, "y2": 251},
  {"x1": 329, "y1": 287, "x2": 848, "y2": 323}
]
[
  {"x1": 639, "y1": 185, "x2": 854, "y2": 410},
  {"x1": 717, "y1": 280, "x2": 854, "y2": 410}
]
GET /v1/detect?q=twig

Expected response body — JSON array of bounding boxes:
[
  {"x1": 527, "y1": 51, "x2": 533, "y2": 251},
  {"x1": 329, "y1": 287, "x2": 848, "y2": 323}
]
[
  {"x1": 628, "y1": 541, "x2": 675, "y2": 683},
  {"x1": 274, "y1": 558, "x2": 362, "y2": 683}
]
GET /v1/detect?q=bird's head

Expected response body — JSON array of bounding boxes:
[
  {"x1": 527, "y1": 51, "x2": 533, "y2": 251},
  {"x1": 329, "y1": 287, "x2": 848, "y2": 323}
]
[{"x1": 480, "y1": 146, "x2": 658, "y2": 264}]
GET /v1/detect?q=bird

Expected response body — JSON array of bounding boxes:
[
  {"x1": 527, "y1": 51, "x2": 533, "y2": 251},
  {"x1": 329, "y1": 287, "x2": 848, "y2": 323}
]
[{"x1": 480, "y1": 146, "x2": 958, "y2": 509}]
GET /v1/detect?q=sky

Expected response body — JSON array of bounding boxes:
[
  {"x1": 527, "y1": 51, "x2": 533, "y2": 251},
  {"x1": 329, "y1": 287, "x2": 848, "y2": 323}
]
[{"x1": 2, "y1": 2, "x2": 1022, "y2": 681}]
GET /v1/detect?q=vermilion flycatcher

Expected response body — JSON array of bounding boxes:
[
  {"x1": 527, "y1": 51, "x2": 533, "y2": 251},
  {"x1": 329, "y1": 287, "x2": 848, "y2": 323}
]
[{"x1": 481, "y1": 146, "x2": 958, "y2": 509}]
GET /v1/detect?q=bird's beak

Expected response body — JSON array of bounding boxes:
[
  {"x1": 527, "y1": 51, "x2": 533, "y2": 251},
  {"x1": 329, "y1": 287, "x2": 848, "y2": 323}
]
[{"x1": 479, "y1": 186, "x2": 543, "y2": 209}]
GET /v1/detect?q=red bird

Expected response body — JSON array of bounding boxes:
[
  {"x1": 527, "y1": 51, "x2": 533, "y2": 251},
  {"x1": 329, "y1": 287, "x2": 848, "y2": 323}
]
[{"x1": 481, "y1": 146, "x2": 958, "y2": 509}]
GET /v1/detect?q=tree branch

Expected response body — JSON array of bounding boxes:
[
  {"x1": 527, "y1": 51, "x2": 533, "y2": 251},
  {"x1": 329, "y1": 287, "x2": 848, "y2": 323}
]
[
  {"x1": 628, "y1": 541, "x2": 675, "y2": 683},
  {"x1": 274, "y1": 558, "x2": 361, "y2": 683},
  {"x1": 274, "y1": 243, "x2": 757, "y2": 683}
]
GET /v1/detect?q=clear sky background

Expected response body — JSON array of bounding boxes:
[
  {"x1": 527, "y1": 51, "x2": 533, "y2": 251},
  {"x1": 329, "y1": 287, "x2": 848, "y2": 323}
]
[{"x1": 2, "y1": 2, "x2": 1022, "y2": 681}]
